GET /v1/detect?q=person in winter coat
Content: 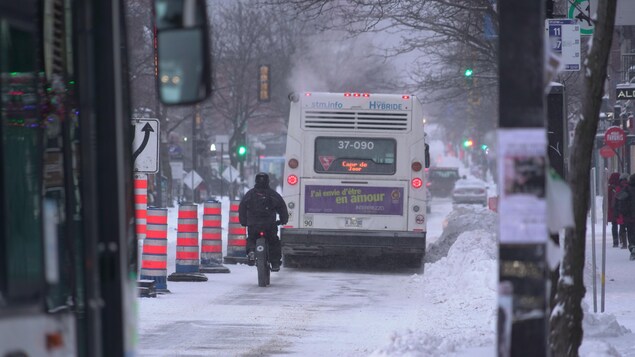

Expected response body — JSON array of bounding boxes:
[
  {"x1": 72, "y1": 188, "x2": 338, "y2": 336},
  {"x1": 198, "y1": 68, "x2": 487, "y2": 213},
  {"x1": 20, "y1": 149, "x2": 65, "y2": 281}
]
[
  {"x1": 616, "y1": 173, "x2": 630, "y2": 249},
  {"x1": 238, "y1": 172, "x2": 289, "y2": 271},
  {"x1": 608, "y1": 172, "x2": 621, "y2": 247},
  {"x1": 621, "y1": 174, "x2": 635, "y2": 259}
]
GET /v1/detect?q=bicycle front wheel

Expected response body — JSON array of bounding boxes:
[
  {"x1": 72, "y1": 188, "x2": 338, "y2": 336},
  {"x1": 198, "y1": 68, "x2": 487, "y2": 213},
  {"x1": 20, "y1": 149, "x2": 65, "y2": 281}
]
[{"x1": 256, "y1": 237, "x2": 269, "y2": 287}]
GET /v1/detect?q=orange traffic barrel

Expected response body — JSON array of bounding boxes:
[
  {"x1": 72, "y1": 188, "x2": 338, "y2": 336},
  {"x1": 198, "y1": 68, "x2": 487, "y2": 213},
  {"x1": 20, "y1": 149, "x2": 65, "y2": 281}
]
[
  {"x1": 200, "y1": 201, "x2": 230, "y2": 273},
  {"x1": 134, "y1": 174, "x2": 147, "y2": 240},
  {"x1": 223, "y1": 200, "x2": 247, "y2": 264},
  {"x1": 175, "y1": 203, "x2": 200, "y2": 273},
  {"x1": 140, "y1": 208, "x2": 169, "y2": 291}
]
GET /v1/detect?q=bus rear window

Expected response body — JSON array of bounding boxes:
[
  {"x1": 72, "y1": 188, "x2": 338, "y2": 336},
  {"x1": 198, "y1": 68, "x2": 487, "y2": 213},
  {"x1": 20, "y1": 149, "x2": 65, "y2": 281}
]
[{"x1": 314, "y1": 137, "x2": 396, "y2": 174}]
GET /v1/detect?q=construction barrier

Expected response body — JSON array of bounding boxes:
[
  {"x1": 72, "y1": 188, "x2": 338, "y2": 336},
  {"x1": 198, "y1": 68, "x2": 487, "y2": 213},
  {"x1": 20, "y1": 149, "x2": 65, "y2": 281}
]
[
  {"x1": 223, "y1": 200, "x2": 248, "y2": 264},
  {"x1": 168, "y1": 203, "x2": 207, "y2": 282},
  {"x1": 199, "y1": 201, "x2": 230, "y2": 273},
  {"x1": 139, "y1": 208, "x2": 169, "y2": 292},
  {"x1": 134, "y1": 174, "x2": 147, "y2": 240}
]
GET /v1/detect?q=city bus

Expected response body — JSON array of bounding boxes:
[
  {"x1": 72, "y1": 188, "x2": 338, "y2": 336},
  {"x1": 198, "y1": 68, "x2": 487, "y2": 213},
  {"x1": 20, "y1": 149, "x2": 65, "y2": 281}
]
[
  {"x1": 280, "y1": 92, "x2": 429, "y2": 268},
  {"x1": 0, "y1": 0, "x2": 210, "y2": 355}
]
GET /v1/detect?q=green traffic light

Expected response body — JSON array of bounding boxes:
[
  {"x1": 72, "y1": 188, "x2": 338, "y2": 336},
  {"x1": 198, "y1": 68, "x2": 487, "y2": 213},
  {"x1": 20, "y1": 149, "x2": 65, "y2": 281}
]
[
  {"x1": 464, "y1": 68, "x2": 473, "y2": 77},
  {"x1": 481, "y1": 144, "x2": 488, "y2": 150},
  {"x1": 237, "y1": 145, "x2": 247, "y2": 156}
]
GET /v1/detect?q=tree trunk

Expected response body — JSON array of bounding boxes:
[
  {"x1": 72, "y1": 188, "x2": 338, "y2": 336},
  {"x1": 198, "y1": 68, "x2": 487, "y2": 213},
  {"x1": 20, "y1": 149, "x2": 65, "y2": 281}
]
[{"x1": 549, "y1": 1, "x2": 617, "y2": 355}]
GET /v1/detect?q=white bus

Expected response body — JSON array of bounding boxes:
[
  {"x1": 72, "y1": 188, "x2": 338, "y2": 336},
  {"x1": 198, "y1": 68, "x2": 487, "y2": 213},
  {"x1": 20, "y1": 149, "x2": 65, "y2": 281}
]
[{"x1": 280, "y1": 92, "x2": 429, "y2": 267}]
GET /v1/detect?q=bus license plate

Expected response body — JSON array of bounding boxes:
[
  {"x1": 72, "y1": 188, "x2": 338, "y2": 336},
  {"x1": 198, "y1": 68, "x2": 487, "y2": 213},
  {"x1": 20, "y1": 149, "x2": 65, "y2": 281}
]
[{"x1": 345, "y1": 218, "x2": 362, "y2": 228}]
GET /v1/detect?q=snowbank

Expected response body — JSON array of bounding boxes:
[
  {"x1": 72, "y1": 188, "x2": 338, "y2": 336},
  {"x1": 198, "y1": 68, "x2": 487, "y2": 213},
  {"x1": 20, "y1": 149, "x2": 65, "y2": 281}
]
[
  {"x1": 372, "y1": 207, "x2": 498, "y2": 356},
  {"x1": 425, "y1": 205, "x2": 497, "y2": 264}
]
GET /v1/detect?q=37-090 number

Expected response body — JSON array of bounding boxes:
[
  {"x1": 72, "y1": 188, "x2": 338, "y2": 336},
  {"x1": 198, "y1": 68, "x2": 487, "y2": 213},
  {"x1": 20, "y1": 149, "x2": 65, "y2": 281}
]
[{"x1": 337, "y1": 140, "x2": 375, "y2": 150}]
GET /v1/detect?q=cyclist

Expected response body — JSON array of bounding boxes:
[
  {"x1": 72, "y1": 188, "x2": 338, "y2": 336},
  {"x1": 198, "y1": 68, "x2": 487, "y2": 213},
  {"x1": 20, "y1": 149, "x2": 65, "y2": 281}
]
[{"x1": 239, "y1": 172, "x2": 289, "y2": 271}]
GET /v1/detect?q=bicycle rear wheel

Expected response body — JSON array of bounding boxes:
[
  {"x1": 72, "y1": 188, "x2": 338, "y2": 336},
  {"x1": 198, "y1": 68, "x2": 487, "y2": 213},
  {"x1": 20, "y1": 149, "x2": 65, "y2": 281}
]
[{"x1": 256, "y1": 237, "x2": 270, "y2": 287}]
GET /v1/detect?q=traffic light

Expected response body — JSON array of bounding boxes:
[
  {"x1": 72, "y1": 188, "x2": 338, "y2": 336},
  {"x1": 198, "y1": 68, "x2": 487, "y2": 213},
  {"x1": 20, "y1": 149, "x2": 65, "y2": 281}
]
[
  {"x1": 462, "y1": 139, "x2": 474, "y2": 148},
  {"x1": 236, "y1": 143, "x2": 247, "y2": 161},
  {"x1": 235, "y1": 132, "x2": 247, "y2": 162},
  {"x1": 258, "y1": 64, "x2": 270, "y2": 102},
  {"x1": 464, "y1": 67, "x2": 474, "y2": 86},
  {"x1": 480, "y1": 144, "x2": 488, "y2": 151}
]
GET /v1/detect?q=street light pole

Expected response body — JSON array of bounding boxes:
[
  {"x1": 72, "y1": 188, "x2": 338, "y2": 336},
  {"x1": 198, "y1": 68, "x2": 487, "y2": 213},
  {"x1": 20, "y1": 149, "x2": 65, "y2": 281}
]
[{"x1": 192, "y1": 104, "x2": 200, "y2": 203}]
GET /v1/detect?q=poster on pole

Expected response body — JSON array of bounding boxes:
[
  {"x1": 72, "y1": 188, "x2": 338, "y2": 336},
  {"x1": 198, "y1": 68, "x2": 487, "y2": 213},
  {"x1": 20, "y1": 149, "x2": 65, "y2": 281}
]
[{"x1": 498, "y1": 129, "x2": 547, "y2": 244}]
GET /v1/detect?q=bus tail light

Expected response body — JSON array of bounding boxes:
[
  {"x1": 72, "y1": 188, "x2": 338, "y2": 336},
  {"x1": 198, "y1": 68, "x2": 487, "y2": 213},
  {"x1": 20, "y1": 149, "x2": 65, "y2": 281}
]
[
  {"x1": 288, "y1": 158, "x2": 299, "y2": 169},
  {"x1": 411, "y1": 161, "x2": 422, "y2": 172},
  {"x1": 411, "y1": 177, "x2": 423, "y2": 189},
  {"x1": 287, "y1": 175, "x2": 298, "y2": 185}
]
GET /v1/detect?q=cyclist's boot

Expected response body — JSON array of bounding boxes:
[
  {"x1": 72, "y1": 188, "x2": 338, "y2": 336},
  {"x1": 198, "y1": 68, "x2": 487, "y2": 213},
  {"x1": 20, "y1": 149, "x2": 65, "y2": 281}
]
[
  {"x1": 270, "y1": 261, "x2": 281, "y2": 272},
  {"x1": 247, "y1": 251, "x2": 256, "y2": 266}
]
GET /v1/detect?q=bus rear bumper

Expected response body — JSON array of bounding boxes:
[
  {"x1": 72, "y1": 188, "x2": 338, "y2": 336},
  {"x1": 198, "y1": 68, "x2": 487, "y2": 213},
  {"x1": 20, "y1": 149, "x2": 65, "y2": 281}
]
[{"x1": 280, "y1": 228, "x2": 426, "y2": 257}]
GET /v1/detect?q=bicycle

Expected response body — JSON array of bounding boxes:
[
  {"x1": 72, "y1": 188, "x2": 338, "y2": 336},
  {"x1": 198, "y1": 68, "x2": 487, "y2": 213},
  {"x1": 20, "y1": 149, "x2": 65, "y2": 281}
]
[{"x1": 255, "y1": 229, "x2": 271, "y2": 287}]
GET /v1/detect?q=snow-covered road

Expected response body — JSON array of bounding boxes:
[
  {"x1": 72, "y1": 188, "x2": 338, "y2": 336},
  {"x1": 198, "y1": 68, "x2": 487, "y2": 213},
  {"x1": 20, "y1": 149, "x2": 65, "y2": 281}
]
[
  {"x1": 138, "y1": 264, "x2": 430, "y2": 356},
  {"x1": 137, "y1": 197, "x2": 479, "y2": 356}
]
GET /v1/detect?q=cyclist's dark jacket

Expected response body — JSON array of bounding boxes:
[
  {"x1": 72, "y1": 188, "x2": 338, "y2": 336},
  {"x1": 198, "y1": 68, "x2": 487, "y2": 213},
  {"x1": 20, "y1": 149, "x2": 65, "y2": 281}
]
[{"x1": 238, "y1": 181, "x2": 288, "y2": 229}]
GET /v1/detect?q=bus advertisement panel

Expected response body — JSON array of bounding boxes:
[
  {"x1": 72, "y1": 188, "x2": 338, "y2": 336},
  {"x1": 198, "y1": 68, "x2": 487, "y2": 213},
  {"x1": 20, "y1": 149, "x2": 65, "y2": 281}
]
[{"x1": 305, "y1": 185, "x2": 404, "y2": 215}]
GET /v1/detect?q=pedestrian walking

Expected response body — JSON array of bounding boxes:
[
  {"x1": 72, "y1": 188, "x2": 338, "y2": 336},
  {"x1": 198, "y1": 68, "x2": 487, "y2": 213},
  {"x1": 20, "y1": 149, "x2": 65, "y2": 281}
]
[
  {"x1": 615, "y1": 173, "x2": 635, "y2": 260},
  {"x1": 608, "y1": 172, "x2": 621, "y2": 247},
  {"x1": 617, "y1": 174, "x2": 629, "y2": 249}
]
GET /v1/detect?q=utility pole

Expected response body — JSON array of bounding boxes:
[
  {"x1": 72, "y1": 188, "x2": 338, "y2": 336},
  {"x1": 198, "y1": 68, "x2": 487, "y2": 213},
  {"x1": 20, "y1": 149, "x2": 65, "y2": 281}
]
[
  {"x1": 192, "y1": 104, "x2": 201, "y2": 203},
  {"x1": 498, "y1": 1, "x2": 549, "y2": 357}
]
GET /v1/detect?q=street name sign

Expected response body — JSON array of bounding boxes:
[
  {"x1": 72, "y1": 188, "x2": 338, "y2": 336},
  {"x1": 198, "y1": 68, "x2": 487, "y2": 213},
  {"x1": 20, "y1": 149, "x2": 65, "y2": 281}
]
[
  {"x1": 545, "y1": 19, "x2": 580, "y2": 71},
  {"x1": 616, "y1": 84, "x2": 635, "y2": 100},
  {"x1": 132, "y1": 118, "x2": 160, "y2": 173}
]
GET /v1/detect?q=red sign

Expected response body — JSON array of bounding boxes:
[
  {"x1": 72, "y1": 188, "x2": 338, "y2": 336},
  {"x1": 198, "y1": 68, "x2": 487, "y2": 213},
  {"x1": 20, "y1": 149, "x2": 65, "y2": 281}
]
[
  {"x1": 318, "y1": 156, "x2": 335, "y2": 171},
  {"x1": 604, "y1": 126, "x2": 626, "y2": 149},
  {"x1": 599, "y1": 145, "x2": 616, "y2": 158}
]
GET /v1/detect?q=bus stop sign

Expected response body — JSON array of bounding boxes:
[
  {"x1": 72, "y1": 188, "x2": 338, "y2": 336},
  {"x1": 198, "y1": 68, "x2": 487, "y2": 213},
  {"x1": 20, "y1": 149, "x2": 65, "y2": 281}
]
[{"x1": 604, "y1": 126, "x2": 626, "y2": 149}]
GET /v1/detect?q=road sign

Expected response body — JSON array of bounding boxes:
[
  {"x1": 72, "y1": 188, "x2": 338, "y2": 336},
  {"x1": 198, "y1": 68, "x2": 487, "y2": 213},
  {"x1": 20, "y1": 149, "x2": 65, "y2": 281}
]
[
  {"x1": 132, "y1": 118, "x2": 160, "y2": 173},
  {"x1": 183, "y1": 170, "x2": 203, "y2": 190},
  {"x1": 572, "y1": 0, "x2": 635, "y2": 27},
  {"x1": 568, "y1": 0, "x2": 593, "y2": 35},
  {"x1": 604, "y1": 126, "x2": 626, "y2": 149},
  {"x1": 545, "y1": 19, "x2": 580, "y2": 71},
  {"x1": 599, "y1": 145, "x2": 616, "y2": 158},
  {"x1": 222, "y1": 165, "x2": 240, "y2": 183}
]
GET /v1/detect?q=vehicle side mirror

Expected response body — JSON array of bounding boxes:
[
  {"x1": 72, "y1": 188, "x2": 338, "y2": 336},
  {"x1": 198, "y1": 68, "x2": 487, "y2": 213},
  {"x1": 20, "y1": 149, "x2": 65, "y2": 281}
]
[
  {"x1": 424, "y1": 143, "x2": 430, "y2": 168},
  {"x1": 154, "y1": 0, "x2": 211, "y2": 105}
]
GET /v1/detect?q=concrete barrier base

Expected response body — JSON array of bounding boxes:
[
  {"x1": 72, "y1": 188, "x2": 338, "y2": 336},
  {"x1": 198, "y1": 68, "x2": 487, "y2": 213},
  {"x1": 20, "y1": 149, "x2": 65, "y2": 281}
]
[
  {"x1": 167, "y1": 272, "x2": 208, "y2": 282},
  {"x1": 223, "y1": 256, "x2": 248, "y2": 265},
  {"x1": 200, "y1": 265, "x2": 231, "y2": 273}
]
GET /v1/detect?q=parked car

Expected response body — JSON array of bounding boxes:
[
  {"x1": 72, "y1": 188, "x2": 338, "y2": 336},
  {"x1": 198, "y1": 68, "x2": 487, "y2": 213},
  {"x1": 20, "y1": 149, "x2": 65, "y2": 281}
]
[
  {"x1": 452, "y1": 177, "x2": 488, "y2": 206},
  {"x1": 427, "y1": 166, "x2": 460, "y2": 197}
]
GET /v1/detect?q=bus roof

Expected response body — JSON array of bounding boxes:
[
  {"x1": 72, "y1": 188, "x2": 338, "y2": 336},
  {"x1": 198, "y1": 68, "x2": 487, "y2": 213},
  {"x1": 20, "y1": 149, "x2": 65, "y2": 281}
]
[{"x1": 297, "y1": 92, "x2": 418, "y2": 112}]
